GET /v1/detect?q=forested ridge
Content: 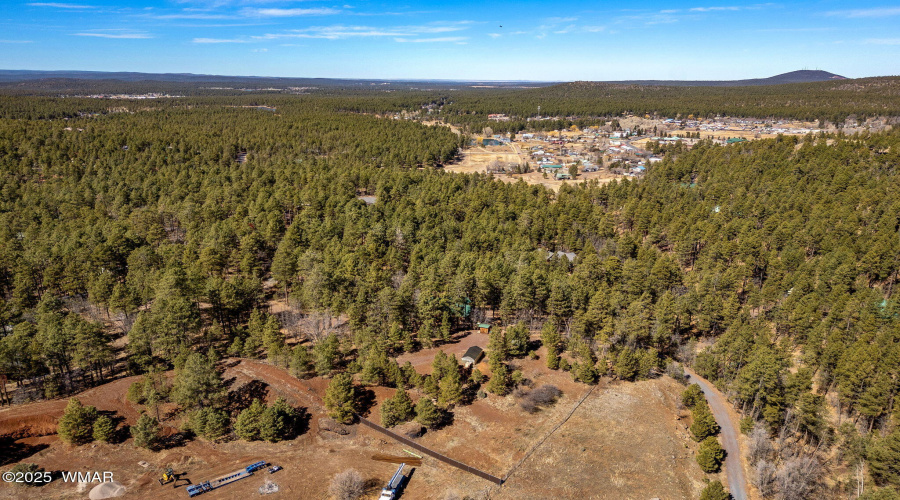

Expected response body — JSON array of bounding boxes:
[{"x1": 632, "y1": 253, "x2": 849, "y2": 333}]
[
  {"x1": 433, "y1": 77, "x2": 900, "y2": 134},
  {"x1": 0, "y1": 93, "x2": 899, "y2": 498}
]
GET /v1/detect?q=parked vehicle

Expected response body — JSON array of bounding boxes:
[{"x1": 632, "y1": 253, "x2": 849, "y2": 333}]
[{"x1": 379, "y1": 463, "x2": 406, "y2": 500}]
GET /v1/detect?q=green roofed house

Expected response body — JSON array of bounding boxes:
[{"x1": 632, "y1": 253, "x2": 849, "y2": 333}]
[
  {"x1": 542, "y1": 165, "x2": 563, "y2": 174},
  {"x1": 726, "y1": 137, "x2": 748, "y2": 144},
  {"x1": 477, "y1": 323, "x2": 492, "y2": 334}
]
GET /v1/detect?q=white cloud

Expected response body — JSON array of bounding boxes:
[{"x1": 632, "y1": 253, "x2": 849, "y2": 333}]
[
  {"x1": 865, "y1": 38, "x2": 900, "y2": 45},
  {"x1": 252, "y1": 47, "x2": 268, "y2": 52},
  {"x1": 193, "y1": 37, "x2": 247, "y2": 43},
  {"x1": 74, "y1": 32, "x2": 153, "y2": 38},
  {"x1": 28, "y1": 2, "x2": 94, "y2": 8},
  {"x1": 689, "y1": 6, "x2": 740, "y2": 12},
  {"x1": 254, "y1": 22, "x2": 473, "y2": 40},
  {"x1": 488, "y1": 33, "x2": 501, "y2": 38},
  {"x1": 828, "y1": 7, "x2": 900, "y2": 18},
  {"x1": 693, "y1": 6, "x2": 734, "y2": 12},
  {"x1": 0, "y1": 39, "x2": 33, "y2": 43},
  {"x1": 242, "y1": 7, "x2": 341, "y2": 17},
  {"x1": 151, "y1": 12, "x2": 233, "y2": 19},
  {"x1": 545, "y1": 16, "x2": 577, "y2": 23},
  {"x1": 394, "y1": 36, "x2": 467, "y2": 43}
]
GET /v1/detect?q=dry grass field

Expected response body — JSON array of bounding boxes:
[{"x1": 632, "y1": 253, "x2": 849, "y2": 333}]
[{"x1": 1, "y1": 331, "x2": 708, "y2": 500}]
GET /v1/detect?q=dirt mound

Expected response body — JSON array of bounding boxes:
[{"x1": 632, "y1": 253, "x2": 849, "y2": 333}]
[
  {"x1": 88, "y1": 481, "x2": 126, "y2": 499},
  {"x1": 0, "y1": 414, "x2": 57, "y2": 439},
  {"x1": 394, "y1": 422, "x2": 425, "y2": 439},
  {"x1": 318, "y1": 417, "x2": 351, "y2": 436}
]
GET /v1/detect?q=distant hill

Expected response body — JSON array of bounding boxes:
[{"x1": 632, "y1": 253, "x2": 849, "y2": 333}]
[
  {"x1": 0, "y1": 70, "x2": 552, "y2": 90},
  {"x1": 0, "y1": 69, "x2": 848, "y2": 88},
  {"x1": 603, "y1": 70, "x2": 847, "y2": 87}
]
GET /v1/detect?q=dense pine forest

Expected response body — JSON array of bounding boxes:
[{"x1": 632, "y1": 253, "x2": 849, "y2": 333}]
[{"x1": 0, "y1": 89, "x2": 899, "y2": 499}]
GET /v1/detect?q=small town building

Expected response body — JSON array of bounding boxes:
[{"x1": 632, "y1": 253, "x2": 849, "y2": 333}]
[
  {"x1": 477, "y1": 323, "x2": 492, "y2": 334},
  {"x1": 547, "y1": 250, "x2": 577, "y2": 262}
]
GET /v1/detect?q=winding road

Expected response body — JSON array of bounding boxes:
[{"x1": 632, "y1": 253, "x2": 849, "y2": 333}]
[{"x1": 684, "y1": 367, "x2": 749, "y2": 500}]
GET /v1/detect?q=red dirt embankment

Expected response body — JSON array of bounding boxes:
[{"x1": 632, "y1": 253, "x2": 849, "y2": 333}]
[{"x1": 0, "y1": 376, "x2": 143, "y2": 440}]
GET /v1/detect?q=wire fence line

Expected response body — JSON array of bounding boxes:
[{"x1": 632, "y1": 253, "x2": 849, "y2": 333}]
[{"x1": 501, "y1": 383, "x2": 599, "y2": 483}]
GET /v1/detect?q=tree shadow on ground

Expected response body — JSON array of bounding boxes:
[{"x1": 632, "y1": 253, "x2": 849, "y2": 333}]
[
  {"x1": 157, "y1": 431, "x2": 190, "y2": 451},
  {"x1": 396, "y1": 467, "x2": 416, "y2": 499},
  {"x1": 0, "y1": 438, "x2": 49, "y2": 466},
  {"x1": 459, "y1": 383, "x2": 481, "y2": 406},
  {"x1": 97, "y1": 409, "x2": 130, "y2": 444},
  {"x1": 355, "y1": 387, "x2": 377, "y2": 417},
  {"x1": 289, "y1": 407, "x2": 312, "y2": 438},
  {"x1": 226, "y1": 379, "x2": 269, "y2": 414}
]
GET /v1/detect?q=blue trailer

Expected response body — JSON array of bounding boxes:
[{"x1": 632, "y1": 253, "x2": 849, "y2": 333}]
[
  {"x1": 186, "y1": 461, "x2": 267, "y2": 497},
  {"x1": 379, "y1": 463, "x2": 407, "y2": 500}
]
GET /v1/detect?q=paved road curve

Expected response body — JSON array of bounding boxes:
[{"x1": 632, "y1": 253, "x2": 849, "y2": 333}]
[{"x1": 684, "y1": 367, "x2": 749, "y2": 500}]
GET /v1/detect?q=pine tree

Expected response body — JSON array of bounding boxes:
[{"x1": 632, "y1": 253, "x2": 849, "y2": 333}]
[
  {"x1": 423, "y1": 374, "x2": 439, "y2": 398},
  {"x1": 487, "y1": 327, "x2": 508, "y2": 361},
  {"x1": 541, "y1": 320, "x2": 561, "y2": 370},
  {"x1": 234, "y1": 399, "x2": 266, "y2": 441},
  {"x1": 324, "y1": 372, "x2": 356, "y2": 424},
  {"x1": 868, "y1": 427, "x2": 900, "y2": 487},
  {"x1": 314, "y1": 334, "x2": 340, "y2": 376},
  {"x1": 289, "y1": 344, "x2": 314, "y2": 379},
  {"x1": 202, "y1": 409, "x2": 230, "y2": 440},
  {"x1": 486, "y1": 358, "x2": 510, "y2": 395},
  {"x1": 699, "y1": 480, "x2": 730, "y2": 500},
  {"x1": 438, "y1": 366, "x2": 463, "y2": 408},
  {"x1": 506, "y1": 321, "x2": 530, "y2": 358},
  {"x1": 697, "y1": 437, "x2": 726, "y2": 473},
  {"x1": 440, "y1": 311, "x2": 451, "y2": 342},
  {"x1": 690, "y1": 401, "x2": 721, "y2": 441},
  {"x1": 260, "y1": 397, "x2": 298, "y2": 442},
  {"x1": 171, "y1": 352, "x2": 224, "y2": 411},
  {"x1": 58, "y1": 398, "x2": 99, "y2": 446},
  {"x1": 682, "y1": 384, "x2": 704, "y2": 409},
  {"x1": 187, "y1": 407, "x2": 230, "y2": 440},
  {"x1": 361, "y1": 348, "x2": 389, "y2": 386},
  {"x1": 92, "y1": 415, "x2": 116, "y2": 443},
  {"x1": 415, "y1": 397, "x2": 442, "y2": 429},
  {"x1": 131, "y1": 414, "x2": 161, "y2": 449},
  {"x1": 614, "y1": 348, "x2": 639, "y2": 381},
  {"x1": 381, "y1": 388, "x2": 415, "y2": 428}
]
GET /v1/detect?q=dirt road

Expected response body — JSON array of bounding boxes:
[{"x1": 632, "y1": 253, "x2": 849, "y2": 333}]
[{"x1": 684, "y1": 367, "x2": 749, "y2": 500}]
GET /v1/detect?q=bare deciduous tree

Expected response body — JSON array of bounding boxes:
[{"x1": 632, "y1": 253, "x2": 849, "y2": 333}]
[
  {"x1": 329, "y1": 469, "x2": 364, "y2": 500},
  {"x1": 753, "y1": 459, "x2": 778, "y2": 498},
  {"x1": 748, "y1": 424, "x2": 774, "y2": 465},
  {"x1": 775, "y1": 456, "x2": 822, "y2": 500}
]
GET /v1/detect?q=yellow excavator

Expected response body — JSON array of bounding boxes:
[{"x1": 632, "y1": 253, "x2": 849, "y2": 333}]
[{"x1": 159, "y1": 468, "x2": 176, "y2": 486}]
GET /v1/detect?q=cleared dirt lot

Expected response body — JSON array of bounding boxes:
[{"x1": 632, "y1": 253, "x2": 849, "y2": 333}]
[
  {"x1": 446, "y1": 145, "x2": 623, "y2": 192},
  {"x1": 2, "y1": 350, "x2": 707, "y2": 500}
]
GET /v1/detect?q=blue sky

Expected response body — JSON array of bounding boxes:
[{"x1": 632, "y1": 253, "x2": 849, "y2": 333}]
[{"x1": 1, "y1": 0, "x2": 899, "y2": 80}]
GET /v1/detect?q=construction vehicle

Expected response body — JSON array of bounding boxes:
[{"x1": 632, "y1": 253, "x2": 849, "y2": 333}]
[
  {"x1": 159, "y1": 468, "x2": 175, "y2": 486},
  {"x1": 378, "y1": 463, "x2": 406, "y2": 500},
  {"x1": 186, "y1": 461, "x2": 267, "y2": 497}
]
